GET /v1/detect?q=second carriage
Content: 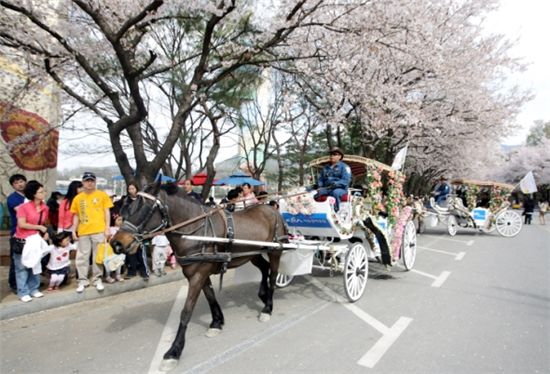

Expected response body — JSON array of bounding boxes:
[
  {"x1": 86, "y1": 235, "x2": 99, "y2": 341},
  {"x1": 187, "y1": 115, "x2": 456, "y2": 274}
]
[
  {"x1": 277, "y1": 155, "x2": 418, "y2": 302},
  {"x1": 424, "y1": 178, "x2": 522, "y2": 237}
]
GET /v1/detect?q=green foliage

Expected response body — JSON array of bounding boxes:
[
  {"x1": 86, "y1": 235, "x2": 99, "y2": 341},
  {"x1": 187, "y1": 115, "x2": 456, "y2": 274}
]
[{"x1": 526, "y1": 120, "x2": 550, "y2": 146}]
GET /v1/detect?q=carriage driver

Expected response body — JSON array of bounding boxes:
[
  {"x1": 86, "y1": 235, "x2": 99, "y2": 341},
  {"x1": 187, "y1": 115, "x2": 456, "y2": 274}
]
[
  {"x1": 315, "y1": 147, "x2": 352, "y2": 212},
  {"x1": 433, "y1": 175, "x2": 451, "y2": 206}
]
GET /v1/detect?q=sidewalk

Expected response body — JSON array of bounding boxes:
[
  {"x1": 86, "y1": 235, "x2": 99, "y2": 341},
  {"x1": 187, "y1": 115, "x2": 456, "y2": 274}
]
[{"x1": 0, "y1": 265, "x2": 184, "y2": 320}]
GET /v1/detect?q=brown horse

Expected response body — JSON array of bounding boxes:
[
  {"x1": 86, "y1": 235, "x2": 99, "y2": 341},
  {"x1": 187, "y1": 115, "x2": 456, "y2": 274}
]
[{"x1": 110, "y1": 182, "x2": 287, "y2": 371}]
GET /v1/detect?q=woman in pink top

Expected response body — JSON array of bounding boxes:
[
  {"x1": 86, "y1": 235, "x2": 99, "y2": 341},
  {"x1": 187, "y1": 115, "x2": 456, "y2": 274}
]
[
  {"x1": 14, "y1": 180, "x2": 49, "y2": 302},
  {"x1": 241, "y1": 182, "x2": 259, "y2": 206},
  {"x1": 57, "y1": 180, "x2": 83, "y2": 233}
]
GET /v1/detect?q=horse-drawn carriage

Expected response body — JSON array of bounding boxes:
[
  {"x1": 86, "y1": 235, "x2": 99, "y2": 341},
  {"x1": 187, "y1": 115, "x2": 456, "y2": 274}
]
[
  {"x1": 425, "y1": 178, "x2": 522, "y2": 237},
  {"x1": 110, "y1": 155, "x2": 417, "y2": 370},
  {"x1": 276, "y1": 155, "x2": 417, "y2": 301}
]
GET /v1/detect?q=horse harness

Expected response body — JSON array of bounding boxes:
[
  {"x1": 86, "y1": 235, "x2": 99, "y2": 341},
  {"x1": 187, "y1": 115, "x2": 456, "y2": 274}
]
[{"x1": 123, "y1": 191, "x2": 286, "y2": 272}]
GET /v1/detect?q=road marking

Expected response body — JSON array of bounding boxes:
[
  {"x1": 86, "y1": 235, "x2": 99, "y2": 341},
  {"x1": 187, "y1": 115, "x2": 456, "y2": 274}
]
[
  {"x1": 423, "y1": 235, "x2": 475, "y2": 246},
  {"x1": 148, "y1": 281, "x2": 331, "y2": 374},
  {"x1": 418, "y1": 245, "x2": 466, "y2": 261},
  {"x1": 409, "y1": 269, "x2": 451, "y2": 287},
  {"x1": 181, "y1": 299, "x2": 331, "y2": 373},
  {"x1": 148, "y1": 285, "x2": 188, "y2": 374},
  {"x1": 357, "y1": 317, "x2": 412, "y2": 368},
  {"x1": 308, "y1": 277, "x2": 412, "y2": 368}
]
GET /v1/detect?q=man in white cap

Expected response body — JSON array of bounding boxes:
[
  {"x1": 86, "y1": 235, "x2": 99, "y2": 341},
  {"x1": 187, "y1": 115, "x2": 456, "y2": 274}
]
[{"x1": 70, "y1": 172, "x2": 113, "y2": 292}]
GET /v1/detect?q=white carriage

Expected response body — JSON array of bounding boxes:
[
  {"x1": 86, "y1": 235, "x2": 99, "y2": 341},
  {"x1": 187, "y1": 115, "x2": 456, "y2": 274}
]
[
  {"x1": 425, "y1": 178, "x2": 522, "y2": 237},
  {"x1": 277, "y1": 155, "x2": 418, "y2": 302}
]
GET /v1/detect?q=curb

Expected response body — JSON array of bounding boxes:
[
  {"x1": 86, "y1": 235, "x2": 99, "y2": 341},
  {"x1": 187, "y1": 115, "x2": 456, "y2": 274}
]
[{"x1": 0, "y1": 270, "x2": 184, "y2": 320}]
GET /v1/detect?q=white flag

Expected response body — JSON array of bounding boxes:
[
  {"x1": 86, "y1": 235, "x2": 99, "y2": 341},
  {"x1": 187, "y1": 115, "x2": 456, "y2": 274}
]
[
  {"x1": 519, "y1": 171, "x2": 538, "y2": 194},
  {"x1": 391, "y1": 145, "x2": 408, "y2": 170}
]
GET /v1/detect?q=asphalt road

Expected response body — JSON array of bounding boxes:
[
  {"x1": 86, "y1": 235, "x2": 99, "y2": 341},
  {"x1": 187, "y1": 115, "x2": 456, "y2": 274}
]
[{"x1": 1, "y1": 223, "x2": 549, "y2": 374}]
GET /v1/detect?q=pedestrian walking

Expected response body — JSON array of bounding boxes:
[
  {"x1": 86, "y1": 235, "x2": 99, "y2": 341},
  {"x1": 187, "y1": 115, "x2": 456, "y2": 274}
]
[
  {"x1": 522, "y1": 195, "x2": 536, "y2": 225},
  {"x1": 539, "y1": 200, "x2": 548, "y2": 225}
]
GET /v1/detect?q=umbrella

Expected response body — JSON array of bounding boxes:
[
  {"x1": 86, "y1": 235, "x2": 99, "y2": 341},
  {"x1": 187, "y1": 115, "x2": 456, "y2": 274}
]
[{"x1": 213, "y1": 172, "x2": 265, "y2": 186}]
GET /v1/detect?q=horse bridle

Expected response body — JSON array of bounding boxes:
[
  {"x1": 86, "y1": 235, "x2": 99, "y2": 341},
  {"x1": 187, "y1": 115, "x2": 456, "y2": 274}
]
[{"x1": 120, "y1": 191, "x2": 171, "y2": 245}]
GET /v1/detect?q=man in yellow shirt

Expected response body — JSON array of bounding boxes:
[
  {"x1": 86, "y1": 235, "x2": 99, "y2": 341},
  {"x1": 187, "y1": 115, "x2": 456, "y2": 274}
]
[{"x1": 70, "y1": 172, "x2": 113, "y2": 293}]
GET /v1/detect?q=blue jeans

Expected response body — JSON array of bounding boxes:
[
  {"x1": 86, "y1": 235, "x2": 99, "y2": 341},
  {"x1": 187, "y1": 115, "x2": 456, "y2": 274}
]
[
  {"x1": 317, "y1": 187, "x2": 347, "y2": 212},
  {"x1": 13, "y1": 253, "x2": 40, "y2": 298}
]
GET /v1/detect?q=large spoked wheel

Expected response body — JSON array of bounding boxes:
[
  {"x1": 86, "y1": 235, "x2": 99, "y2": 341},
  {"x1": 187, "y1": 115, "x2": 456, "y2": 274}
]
[
  {"x1": 402, "y1": 221, "x2": 417, "y2": 270},
  {"x1": 447, "y1": 215, "x2": 458, "y2": 236},
  {"x1": 343, "y1": 243, "x2": 368, "y2": 302},
  {"x1": 275, "y1": 273, "x2": 294, "y2": 288},
  {"x1": 495, "y1": 210, "x2": 522, "y2": 237}
]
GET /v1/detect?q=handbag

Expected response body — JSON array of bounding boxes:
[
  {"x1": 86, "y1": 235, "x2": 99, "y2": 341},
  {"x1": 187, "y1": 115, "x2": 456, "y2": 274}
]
[
  {"x1": 96, "y1": 241, "x2": 125, "y2": 272},
  {"x1": 12, "y1": 238, "x2": 26, "y2": 254}
]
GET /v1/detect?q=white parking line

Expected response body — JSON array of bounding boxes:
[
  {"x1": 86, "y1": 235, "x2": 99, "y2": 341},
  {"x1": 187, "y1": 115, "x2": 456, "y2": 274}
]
[
  {"x1": 423, "y1": 235, "x2": 475, "y2": 246},
  {"x1": 418, "y1": 245, "x2": 466, "y2": 261},
  {"x1": 357, "y1": 317, "x2": 412, "y2": 368},
  {"x1": 409, "y1": 269, "x2": 451, "y2": 287},
  {"x1": 308, "y1": 277, "x2": 412, "y2": 369},
  {"x1": 149, "y1": 282, "x2": 331, "y2": 374},
  {"x1": 148, "y1": 285, "x2": 188, "y2": 374},
  {"x1": 182, "y1": 299, "x2": 331, "y2": 373}
]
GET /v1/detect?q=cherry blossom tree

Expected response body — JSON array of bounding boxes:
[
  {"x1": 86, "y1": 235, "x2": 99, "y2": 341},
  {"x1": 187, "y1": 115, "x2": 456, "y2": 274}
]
[
  {"x1": 281, "y1": 0, "x2": 531, "y2": 187},
  {"x1": 0, "y1": 0, "x2": 341, "y2": 186}
]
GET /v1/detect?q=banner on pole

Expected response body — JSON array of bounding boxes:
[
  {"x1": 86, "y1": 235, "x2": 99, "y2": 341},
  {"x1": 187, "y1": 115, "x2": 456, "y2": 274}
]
[
  {"x1": 519, "y1": 171, "x2": 537, "y2": 194},
  {"x1": 391, "y1": 145, "x2": 408, "y2": 171}
]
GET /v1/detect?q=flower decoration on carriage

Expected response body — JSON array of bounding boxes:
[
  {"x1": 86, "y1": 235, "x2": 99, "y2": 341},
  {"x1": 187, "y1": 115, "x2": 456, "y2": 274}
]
[
  {"x1": 286, "y1": 189, "x2": 315, "y2": 215},
  {"x1": 385, "y1": 171, "x2": 406, "y2": 225},
  {"x1": 363, "y1": 164, "x2": 384, "y2": 214},
  {"x1": 390, "y1": 206, "x2": 412, "y2": 262},
  {"x1": 489, "y1": 187, "x2": 511, "y2": 213},
  {"x1": 465, "y1": 184, "x2": 479, "y2": 210}
]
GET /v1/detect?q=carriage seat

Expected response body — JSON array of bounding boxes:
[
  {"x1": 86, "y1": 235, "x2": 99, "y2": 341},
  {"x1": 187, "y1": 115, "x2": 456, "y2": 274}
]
[{"x1": 315, "y1": 193, "x2": 349, "y2": 203}]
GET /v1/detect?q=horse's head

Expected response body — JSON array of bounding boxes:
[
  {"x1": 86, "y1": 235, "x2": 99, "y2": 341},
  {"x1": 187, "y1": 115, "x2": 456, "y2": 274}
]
[{"x1": 110, "y1": 181, "x2": 170, "y2": 255}]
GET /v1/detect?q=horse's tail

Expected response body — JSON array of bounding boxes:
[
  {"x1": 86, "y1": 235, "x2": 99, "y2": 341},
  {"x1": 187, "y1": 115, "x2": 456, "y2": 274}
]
[{"x1": 273, "y1": 208, "x2": 289, "y2": 244}]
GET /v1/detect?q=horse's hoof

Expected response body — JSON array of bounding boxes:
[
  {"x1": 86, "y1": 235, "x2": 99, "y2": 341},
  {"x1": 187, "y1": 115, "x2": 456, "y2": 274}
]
[
  {"x1": 259, "y1": 312, "x2": 271, "y2": 322},
  {"x1": 205, "y1": 328, "x2": 222, "y2": 338},
  {"x1": 159, "y1": 358, "x2": 179, "y2": 372}
]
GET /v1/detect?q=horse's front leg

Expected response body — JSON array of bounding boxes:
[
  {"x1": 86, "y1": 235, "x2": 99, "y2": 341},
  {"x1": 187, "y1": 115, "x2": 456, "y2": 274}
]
[
  {"x1": 160, "y1": 273, "x2": 206, "y2": 372},
  {"x1": 202, "y1": 276, "x2": 225, "y2": 337},
  {"x1": 251, "y1": 255, "x2": 276, "y2": 321}
]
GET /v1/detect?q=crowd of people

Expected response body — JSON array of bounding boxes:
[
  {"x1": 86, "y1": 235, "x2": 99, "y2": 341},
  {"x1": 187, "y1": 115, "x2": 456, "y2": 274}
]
[
  {"x1": 5, "y1": 159, "x2": 548, "y2": 302},
  {"x1": 6, "y1": 172, "x2": 177, "y2": 302},
  {"x1": 5, "y1": 171, "x2": 283, "y2": 303}
]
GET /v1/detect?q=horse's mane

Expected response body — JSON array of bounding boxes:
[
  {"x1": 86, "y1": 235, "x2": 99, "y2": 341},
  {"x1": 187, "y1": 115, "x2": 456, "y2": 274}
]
[
  {"x1": 160, "y1": 182, "x2": 204, "y2": 207},
  {"x1": 161, "y1": 182, "x2": 180, "y2": 196}
]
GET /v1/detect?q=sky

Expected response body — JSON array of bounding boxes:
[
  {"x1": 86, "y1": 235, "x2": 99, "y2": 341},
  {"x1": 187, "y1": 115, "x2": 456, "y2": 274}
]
[
  {"x1": 484, "y1": 0, "x2": 550, "y2": 144},
  {"x1": 56, "y1": 0, "x2": 550, "y2": 171}
]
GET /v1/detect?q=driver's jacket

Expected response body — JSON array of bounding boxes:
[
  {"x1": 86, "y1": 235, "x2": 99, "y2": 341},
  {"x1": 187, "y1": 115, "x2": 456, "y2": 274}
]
[{"x1": 318, "y1": 161, "x2": 352, "y2": 190}]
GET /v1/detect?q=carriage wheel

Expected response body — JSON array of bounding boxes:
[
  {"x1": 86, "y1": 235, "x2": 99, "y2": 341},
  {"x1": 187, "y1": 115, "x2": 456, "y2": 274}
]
[
  {"x1": 402, "y1": 221, "x2": 417, "y2": 270},
  {"x1": 276, "y1": 273, "x2": 294, "y2": 288},
  {"x1": 495, "y1": 210, "x2": 522, "y2": 237},
  {"x1": 447, "y1": 215, "x2": 458, "y2": 236},
  {"x1": 343, "y1": 243, "x2": 368, "y2": 302}
]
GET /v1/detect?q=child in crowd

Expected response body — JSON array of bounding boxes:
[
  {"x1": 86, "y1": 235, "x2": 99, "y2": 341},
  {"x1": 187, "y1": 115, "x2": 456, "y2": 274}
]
[
  {"x1": 46, "y1": 231, "x2": 77, "y2": 291},
  {"x1": 105, "y1": 215, "x2": 124, "y2": 283},
  {"x1": 152, "y1": 234, "x2": 170, "y2": 277}
]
